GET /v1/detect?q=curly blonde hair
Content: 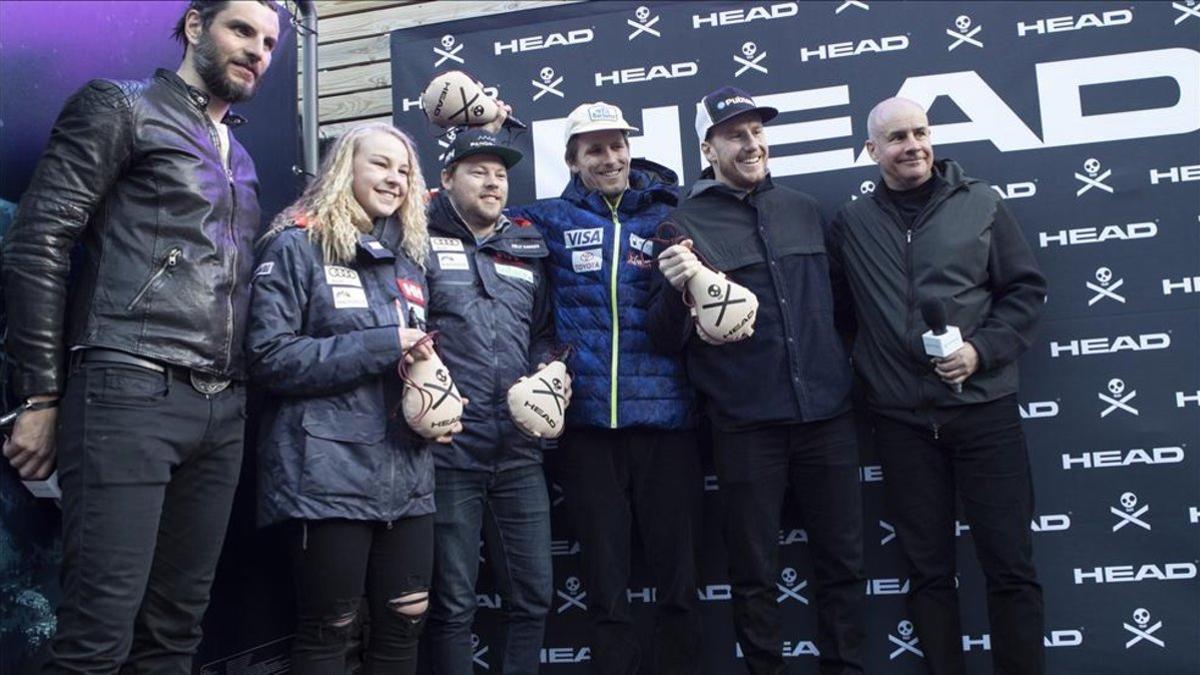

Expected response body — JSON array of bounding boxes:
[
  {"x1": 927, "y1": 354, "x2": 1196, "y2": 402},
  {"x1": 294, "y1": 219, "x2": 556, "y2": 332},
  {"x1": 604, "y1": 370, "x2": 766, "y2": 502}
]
[{"x1": 267, "y1": 122, "x2": 429, "y2": 266}]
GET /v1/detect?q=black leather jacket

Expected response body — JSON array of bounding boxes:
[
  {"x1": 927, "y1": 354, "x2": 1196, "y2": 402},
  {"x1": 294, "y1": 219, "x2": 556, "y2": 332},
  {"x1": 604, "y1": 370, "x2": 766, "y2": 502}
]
[{"x1": 2, "y1": 69, "x2": 262, "y2": 399}]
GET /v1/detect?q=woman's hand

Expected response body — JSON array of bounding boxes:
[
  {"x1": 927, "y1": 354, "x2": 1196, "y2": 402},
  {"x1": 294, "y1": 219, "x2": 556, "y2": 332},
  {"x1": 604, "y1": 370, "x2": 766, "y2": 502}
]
[{"x1": 399, "y1": 328, "x2": 434, "y2": 363}]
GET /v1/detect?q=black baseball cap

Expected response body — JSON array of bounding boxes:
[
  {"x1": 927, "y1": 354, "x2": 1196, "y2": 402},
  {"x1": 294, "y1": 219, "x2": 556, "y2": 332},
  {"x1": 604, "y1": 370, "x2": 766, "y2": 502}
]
[
  {"x1": 695, "y1": 86, "x2": 779, "y2": 142},
  {"x1": 442, "y1": 127, "x2": 522, "y2": 169}
]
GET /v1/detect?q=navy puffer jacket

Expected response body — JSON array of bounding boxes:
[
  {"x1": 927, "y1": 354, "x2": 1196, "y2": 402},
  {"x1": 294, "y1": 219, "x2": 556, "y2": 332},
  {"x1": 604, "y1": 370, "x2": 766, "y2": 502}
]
[
  {"x1": 510, "y1": 159, "x2": 695, "y2": 430},
  {"x1": 248, "y1": 218, "x2": 433, "y2": 526}
]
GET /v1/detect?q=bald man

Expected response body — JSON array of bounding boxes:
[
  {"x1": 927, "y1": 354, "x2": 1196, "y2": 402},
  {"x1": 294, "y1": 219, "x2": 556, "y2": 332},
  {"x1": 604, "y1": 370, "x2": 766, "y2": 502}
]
[{"x1": 827, "y1": 98, "x2": 1048, "y2": 675}]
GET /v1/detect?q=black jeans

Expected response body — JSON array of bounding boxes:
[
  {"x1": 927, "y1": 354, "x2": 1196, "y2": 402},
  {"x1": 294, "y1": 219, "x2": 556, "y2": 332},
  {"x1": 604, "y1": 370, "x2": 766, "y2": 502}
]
[
  {"x1": 873, "y1": 397, "x2": 1045, "y2": 675},
  {"x1": 46, "y1": 361, "x2": 244, "y2": 675},
  {"x1": 289, "y1": 516, "x2": 434, "y2": 675},
  {"x1": 556, "y1": 428, "x2": 703, "y2": 675},
  {"x1": 712, "y1": 412, "x2": 866, "y2": 675}
]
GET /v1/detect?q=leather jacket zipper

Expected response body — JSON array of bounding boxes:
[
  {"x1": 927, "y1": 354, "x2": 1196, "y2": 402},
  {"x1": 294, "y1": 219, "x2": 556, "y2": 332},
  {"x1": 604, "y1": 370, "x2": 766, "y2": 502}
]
[
  {"x1": 203, "y1": 113, "x2": 237, "y2": 373},
  {"x1": 224, "y1": 166, "x2": 237, "y2": 372},
  {"x1": 126, "y1": 247, "x2": 181, "y2": 311}
]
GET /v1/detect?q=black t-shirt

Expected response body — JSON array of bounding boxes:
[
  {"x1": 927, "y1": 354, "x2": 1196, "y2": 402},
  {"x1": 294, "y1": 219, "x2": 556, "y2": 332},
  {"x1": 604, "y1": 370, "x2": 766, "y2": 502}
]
[{"x1": 882, "y1": 173, "x2": 944, "y2": 230}]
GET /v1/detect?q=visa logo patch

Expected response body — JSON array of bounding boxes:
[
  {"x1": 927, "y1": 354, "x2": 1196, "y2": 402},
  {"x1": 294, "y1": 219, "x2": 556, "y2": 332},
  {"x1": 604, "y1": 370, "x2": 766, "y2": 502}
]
[{"x1": 564, "y1": 228, "x2": 603, "y2": 249}]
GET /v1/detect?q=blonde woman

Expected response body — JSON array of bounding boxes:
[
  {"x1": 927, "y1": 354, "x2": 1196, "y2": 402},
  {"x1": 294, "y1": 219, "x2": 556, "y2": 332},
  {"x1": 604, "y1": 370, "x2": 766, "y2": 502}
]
[{"x1": 247, "y1": 122, "x2": 454, "y2": 674}]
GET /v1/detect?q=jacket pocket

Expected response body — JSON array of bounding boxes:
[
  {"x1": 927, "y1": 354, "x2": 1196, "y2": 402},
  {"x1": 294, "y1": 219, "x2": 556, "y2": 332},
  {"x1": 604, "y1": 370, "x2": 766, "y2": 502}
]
[
  {"x1": 299, "y1": 397, "x2": 387, "y2": 499},
  {"x1": 126, "y1": 247, "x2": 182, "y2": 311}
]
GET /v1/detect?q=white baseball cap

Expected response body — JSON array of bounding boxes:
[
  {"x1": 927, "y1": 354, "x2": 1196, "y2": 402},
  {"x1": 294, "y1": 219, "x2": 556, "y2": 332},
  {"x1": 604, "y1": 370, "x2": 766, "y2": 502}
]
[{"x1": 563, "y1": 102, "x2": 639, "y2": 144}]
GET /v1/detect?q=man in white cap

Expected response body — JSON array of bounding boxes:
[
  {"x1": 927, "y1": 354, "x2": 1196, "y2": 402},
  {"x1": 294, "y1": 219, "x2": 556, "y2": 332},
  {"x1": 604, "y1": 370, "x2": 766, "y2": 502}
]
[
  {"x1": 510, "y1": 102, "x2": 703, "y2": 674},
  {"x1": 649, "y1": 86, "x2": 866, "y2": 674}
]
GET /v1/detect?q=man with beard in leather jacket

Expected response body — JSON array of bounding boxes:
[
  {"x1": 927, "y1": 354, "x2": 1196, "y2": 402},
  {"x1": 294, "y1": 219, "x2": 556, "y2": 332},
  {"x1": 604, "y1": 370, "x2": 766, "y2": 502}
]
[{"x1": 0, "y1": 2, "x2": 280, "y2": 671}]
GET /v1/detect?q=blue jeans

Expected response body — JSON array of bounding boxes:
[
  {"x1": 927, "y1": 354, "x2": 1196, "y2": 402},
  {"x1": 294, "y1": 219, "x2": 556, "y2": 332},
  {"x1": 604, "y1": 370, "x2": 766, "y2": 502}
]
[{"x1": 423, "y1": 465, "x2": 552, "y2": 675}]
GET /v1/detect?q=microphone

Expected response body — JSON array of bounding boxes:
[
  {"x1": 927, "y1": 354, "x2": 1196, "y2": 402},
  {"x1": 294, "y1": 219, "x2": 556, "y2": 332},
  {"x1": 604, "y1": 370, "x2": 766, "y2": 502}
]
[
  {"x1": 920, "y1": 298, "x2": 963, "y2": 394},
  {"x1": 23, "y1": 471, "x2": 63, "y2": 503}
]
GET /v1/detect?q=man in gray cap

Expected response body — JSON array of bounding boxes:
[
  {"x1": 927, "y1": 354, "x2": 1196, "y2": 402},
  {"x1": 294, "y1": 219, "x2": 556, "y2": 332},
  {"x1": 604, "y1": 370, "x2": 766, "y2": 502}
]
[{"x1": 650, "y1": 86, "x2": 866, "y2": 675}]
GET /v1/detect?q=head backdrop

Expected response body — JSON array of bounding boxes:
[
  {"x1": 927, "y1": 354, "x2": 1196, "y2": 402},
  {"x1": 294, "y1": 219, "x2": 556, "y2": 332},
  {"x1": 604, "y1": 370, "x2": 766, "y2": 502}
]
[{"x1": 388, "y1": 2, "x2": 1200, "y2": 672}]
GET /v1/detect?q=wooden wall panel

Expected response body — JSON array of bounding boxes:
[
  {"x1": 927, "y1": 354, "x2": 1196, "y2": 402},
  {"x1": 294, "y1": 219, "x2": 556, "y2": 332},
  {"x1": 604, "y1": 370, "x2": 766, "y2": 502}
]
[{"x1": 311, "y1": 0, "x2": 579, "y2": 137}]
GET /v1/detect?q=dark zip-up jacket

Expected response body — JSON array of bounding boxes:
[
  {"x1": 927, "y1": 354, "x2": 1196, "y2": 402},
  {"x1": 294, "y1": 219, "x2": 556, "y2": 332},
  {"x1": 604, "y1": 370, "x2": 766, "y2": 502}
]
[
  {"x1": 648, "y1": 172, "x2": 852, "y2": 432},
  {"x1": 827, "y1": 159, "x2": 1046, "y2": 425},
  {"x1": 425, "y1": 191, "x2": 555, "y2": 471},
  {"x1": 2, "y1": 69, "x2": 261, "y2": 398},
  {"x1": 509, "y1": 159, "x2": 695, "y2": 431},
  {"x1": 247, "y1": 218, "x2": 433, "y2": 526}
]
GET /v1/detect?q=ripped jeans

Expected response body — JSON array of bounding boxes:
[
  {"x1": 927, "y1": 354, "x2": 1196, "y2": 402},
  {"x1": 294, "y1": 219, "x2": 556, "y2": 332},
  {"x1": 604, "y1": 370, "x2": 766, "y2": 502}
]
[{"x1": 289, "y1": 516, "x2": 434, "y2": 675}]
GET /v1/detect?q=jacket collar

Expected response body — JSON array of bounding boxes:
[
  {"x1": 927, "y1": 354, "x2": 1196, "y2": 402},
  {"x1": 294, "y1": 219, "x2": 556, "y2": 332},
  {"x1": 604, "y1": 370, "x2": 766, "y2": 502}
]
[
  {"x1": 154, "y1": 68, "x2": 247, "y2": 127},
  {"x1": 870, "y1": 158, "x2": 972, "y2": 210},
  {"x1": 688, "y1": 168, "x2": 775, "y2": 200}
]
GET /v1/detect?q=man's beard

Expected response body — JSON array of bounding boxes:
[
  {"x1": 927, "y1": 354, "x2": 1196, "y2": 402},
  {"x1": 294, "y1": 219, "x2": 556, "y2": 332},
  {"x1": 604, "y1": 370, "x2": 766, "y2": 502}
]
[{"x1": 194, "y1": 33, "x2": 257, "y2": 104}]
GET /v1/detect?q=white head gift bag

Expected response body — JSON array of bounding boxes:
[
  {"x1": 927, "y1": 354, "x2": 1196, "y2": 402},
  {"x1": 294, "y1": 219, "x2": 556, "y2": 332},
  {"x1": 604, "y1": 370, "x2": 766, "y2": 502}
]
[
  {"x1": 507, "y1": 359, "x2": 571, "y2": 439},
  {"x1": 401, "y1": 337, "x2": 463, "y2": 439}
]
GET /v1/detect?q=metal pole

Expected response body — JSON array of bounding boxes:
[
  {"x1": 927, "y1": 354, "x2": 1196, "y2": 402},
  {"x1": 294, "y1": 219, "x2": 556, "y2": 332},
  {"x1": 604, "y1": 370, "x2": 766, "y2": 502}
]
[{"x1": 294, "y1": 0, "x2": 319, "y2": 182}]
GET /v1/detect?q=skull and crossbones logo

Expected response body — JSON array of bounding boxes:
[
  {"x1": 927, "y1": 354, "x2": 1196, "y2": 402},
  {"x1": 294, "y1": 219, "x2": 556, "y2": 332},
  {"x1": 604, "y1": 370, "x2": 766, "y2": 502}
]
[
  {"x1": 471, "y1": 633, "x2": 490, "y2": 667},
  {"x1": 556, "y1": 576, "x2": 588, "y2": 613},
  {"x1": 1124, "y1": 607, "x2": 1164, "y2": 648},
  {"x1": 946, "y1": 14, "x2": 983, "y2": 50},
  {"x1": 627, "y1": 6, "x2": 661, "y2": 39},
  {"x1": 775, "y1": 567, "x2": 809, "y2": 604},
  {"x1": 1087, "y1": 266, "x2": 1125, "y2": 305},
  {"x1": 889, "y1": 619, "x2": 924, "y2": 659},
  {"x1": 1112, "y1": 491, "x2": 1151, "y2": 531},
  {"x1": 434, "y1": 34, "x2": 465, "y2": 66},
  {"x1": 531, "y1": 66, "x2": 564, "y2": 101},
  {"x1": 852, "y1": 180, "x2": 876, "y2": 201},
  {"x1": 1175, "y1": 0, "x2": 1200, "y2": 25},
  {"x1": 1099, "y1": 377, "x2": 1138, "y2": 417},
  {"x1": 1075, "y1": 158, "x2": 1114, "y2": 196},
  {"x1": 734, "y1": 40, "x2": 768, "y2": 76}
]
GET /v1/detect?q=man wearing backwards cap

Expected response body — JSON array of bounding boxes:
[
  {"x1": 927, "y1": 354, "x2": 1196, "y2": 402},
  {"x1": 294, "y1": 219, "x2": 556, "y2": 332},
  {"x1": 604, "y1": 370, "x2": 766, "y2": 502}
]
[
  {"x1": 510, "y1": 102, "x2": 702, "y2": 674},
  {"x1": 420, "y1": 125, "x2": 558, "y2": 675},
  {"x1": 649, "y1": 86, "x2": 866, "y2": 674}
]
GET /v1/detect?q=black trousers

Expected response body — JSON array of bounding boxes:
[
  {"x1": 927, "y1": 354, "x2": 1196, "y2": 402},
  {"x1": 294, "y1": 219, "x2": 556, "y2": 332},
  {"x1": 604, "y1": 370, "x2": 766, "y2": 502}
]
[
  {"x1": 556, "y1": 428, "x2": 704, "y2": 675},
  {"x1": 46, "y1": 361, "x2": 244, "y2": 675},
  {"x1": 712, "y1": 412, "x2": 866, "y2": 675},
  {"x1": 289, "y1": 516, "x2": 434, "y2": 675},
  {"x1": 873, "y1": 397, "x2": 1045, "y2": 675}
]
